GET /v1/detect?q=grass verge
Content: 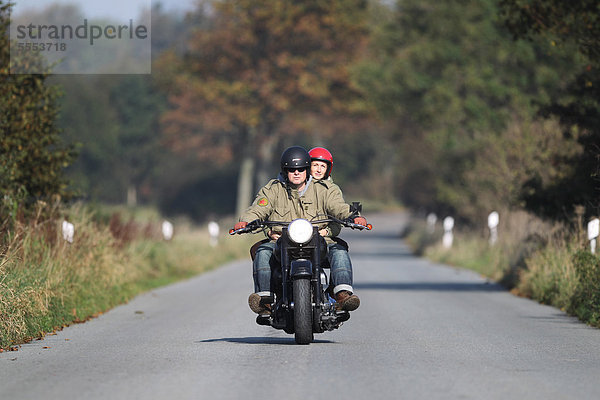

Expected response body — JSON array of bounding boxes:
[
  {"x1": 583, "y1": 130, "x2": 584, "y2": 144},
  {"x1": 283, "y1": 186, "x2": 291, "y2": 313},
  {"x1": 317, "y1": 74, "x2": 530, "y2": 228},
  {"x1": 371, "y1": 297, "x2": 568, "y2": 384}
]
[
  {"x1": 0, "y1": 204, "x2": 254, "y2": 349},
  {"x1": 404, "y1": 210, "x2": 600, "y2": 328}
]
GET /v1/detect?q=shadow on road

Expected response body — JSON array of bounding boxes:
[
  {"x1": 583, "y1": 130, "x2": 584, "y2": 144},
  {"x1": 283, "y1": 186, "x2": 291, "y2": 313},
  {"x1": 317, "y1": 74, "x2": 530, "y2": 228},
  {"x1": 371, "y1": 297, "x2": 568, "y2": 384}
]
[
  {"x1": 197, "y1": 337, "x2": 335, "y2": 345},
  {"x1": 523, "y1": 314, "x2": 591, "y2": 328},
  {"x1": 351, "y1": 250, "x2": 414, "y2": 258},
  {"x1": 354, "y1": 281, "x2": 506, "y2": 292},
  {"x1": 344, "y1": 232, "x2": 403, "y2": 241}
]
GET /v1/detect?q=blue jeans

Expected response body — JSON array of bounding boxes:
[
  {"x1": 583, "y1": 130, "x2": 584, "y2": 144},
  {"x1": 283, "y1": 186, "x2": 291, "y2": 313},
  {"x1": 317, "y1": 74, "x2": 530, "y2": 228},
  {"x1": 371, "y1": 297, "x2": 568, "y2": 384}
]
[
  {"x1": 326, "y1": 242, "x2": 354, "y2": 294},
  {"x1": 252, "y1": 241, "x2": 354, "y2": 296},
  {"x1": 253, "y1": 241, "x2": 276, "y2": 296}
]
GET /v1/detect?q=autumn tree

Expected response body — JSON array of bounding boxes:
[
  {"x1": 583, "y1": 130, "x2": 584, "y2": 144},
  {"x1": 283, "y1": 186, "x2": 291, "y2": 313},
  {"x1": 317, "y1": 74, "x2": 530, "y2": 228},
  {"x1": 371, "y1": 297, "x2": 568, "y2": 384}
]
[{"x1": 157, "y1": 0, "x2": 368, "y2": 214}]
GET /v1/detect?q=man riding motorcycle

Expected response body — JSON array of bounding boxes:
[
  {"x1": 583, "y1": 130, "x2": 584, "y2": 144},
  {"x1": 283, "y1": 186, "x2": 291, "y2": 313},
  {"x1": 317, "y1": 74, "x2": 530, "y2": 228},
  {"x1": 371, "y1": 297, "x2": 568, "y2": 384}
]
[{"x1": 234, "y1": 146, "x2": 368, "y2": 316}]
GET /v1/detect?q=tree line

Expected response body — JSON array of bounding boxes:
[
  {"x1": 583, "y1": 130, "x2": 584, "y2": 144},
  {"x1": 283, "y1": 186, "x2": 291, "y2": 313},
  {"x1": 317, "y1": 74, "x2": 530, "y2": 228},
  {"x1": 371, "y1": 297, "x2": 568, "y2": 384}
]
[{"x1": 1, "y1": 0, "x2": 599, "y2": 224}]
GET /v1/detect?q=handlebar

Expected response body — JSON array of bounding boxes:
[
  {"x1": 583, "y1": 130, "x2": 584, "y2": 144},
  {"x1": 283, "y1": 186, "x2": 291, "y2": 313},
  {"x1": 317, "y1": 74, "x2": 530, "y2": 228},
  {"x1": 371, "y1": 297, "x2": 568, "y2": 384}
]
[{"x1": 229, "y1": 216, "x2": 372, "y2": 235}]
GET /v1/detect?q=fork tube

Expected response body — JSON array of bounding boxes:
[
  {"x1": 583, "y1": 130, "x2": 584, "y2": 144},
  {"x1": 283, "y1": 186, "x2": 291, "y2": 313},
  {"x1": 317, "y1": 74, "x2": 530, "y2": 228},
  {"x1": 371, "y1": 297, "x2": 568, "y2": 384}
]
[
  {"x1": 313, "y1": 229, "x2": 322, "y2": 306},
  {"x1": 281, "y1": 239, "x2": 290, "y2": 305}
]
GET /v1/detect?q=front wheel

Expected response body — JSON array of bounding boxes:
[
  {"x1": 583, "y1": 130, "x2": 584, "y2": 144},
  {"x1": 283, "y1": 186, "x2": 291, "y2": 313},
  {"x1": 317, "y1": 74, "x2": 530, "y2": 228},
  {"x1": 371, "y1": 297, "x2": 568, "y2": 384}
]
[{"x1": 293, "y1": 278, "x2": 313, "y2": 344}]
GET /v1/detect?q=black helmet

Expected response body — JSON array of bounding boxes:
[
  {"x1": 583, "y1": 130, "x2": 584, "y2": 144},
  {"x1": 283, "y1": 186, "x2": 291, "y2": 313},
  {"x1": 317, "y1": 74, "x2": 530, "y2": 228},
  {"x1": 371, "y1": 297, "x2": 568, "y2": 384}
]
[{"x1": 280, "y1": 146, "x2": 311, "y2": 173}]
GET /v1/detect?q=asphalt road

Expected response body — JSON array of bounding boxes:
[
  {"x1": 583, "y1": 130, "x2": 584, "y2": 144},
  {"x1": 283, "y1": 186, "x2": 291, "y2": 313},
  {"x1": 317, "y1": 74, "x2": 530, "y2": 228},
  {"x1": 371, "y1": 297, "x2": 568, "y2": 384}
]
[{"x1": 2, "y1": 213, "x2": 600, "y2": 399}]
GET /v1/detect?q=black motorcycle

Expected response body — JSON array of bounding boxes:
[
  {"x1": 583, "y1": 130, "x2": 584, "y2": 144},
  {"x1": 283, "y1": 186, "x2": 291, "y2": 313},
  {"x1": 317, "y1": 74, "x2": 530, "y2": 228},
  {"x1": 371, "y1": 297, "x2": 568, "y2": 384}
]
[{"x1": 229, "y1": 205, "x2": 371, "y2": 344}]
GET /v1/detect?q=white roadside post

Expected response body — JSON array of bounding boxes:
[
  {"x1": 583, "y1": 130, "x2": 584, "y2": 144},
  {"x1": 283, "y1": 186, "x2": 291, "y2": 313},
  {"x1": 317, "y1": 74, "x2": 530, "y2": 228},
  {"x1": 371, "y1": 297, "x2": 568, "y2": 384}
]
[
  {"x1": 443, "y1": 216, "x2": 454, "y2": 249},
  {"x1": 587, "y1": 218, "x2": 599, "y2": 254},
  {"x1": 426, "y1": 213, "x2": 437, "y2": 234},
  {"x1": 162, "y1": 220, "x2": 174, "y2": 241},
  {"x1": 62, "y1": 220, "x2": 74, "y2": 244},
  {"x1": 488, "y1": 211, "x2": 499, "y2": 246},
  {"x1": 208, "y1": 221, "x2": 220, "y2": 247}
]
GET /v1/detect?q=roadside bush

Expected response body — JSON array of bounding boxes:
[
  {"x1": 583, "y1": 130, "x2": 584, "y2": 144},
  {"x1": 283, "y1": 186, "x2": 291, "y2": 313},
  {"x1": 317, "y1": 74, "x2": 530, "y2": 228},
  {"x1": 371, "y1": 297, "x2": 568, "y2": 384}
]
[
  {"x1": 569, "y1": 251, "x2": 600, "y2": 326},
  {"x1": 516, "y1": 231, "x2": 580, "y2": 307}
]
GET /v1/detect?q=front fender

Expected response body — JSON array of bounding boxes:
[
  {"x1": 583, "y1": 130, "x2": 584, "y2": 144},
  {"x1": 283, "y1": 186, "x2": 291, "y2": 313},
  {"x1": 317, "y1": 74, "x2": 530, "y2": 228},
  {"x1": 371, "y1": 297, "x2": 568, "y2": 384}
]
[{"x1": 290, "y1": 259, "x2": 312, "y2": 280}]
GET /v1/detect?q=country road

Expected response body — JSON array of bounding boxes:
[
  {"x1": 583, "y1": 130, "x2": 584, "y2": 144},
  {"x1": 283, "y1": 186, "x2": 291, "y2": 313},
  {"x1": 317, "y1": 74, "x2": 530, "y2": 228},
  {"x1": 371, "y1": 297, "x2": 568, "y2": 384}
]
[{"x1": 2, "y1": 213, "x2": 600, "y2": 399}]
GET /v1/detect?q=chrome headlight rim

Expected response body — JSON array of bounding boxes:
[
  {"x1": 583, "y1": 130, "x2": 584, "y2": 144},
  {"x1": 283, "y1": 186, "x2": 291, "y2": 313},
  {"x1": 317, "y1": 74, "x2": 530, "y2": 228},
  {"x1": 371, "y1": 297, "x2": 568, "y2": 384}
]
[{"x1": 288, "y1": 218, "x2": 313, "y2": 244}]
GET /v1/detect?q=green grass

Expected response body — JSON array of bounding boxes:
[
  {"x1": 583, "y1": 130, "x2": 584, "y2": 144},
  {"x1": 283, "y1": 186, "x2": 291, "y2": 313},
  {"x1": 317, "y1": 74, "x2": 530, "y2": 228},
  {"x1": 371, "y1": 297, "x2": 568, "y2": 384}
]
[{"x1": 0, "y1": 205, "x2": 254, "y2": 349}]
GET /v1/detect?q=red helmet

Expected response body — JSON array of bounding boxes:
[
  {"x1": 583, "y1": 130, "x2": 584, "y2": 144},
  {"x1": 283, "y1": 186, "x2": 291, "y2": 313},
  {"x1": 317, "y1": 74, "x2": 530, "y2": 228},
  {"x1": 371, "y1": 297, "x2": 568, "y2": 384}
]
[{"x1": 309, "y1": 147, "x2": 333, "y2": 178}]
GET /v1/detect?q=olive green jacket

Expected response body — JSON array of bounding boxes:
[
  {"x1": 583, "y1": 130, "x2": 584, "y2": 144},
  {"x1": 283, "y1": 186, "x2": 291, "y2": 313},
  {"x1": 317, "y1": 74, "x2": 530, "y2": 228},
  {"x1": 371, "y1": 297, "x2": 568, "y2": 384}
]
[
  {"x1": 313, "y1": 177, "x2": 345, "y2": 237},
  {"x1": 239, "y1": 176, "x2": 353, "y2": 243}
]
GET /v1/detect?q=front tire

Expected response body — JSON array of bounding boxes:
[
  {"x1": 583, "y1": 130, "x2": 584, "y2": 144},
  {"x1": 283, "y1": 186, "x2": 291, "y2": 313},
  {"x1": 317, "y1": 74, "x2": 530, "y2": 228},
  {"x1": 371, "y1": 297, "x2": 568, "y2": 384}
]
[{"x1": 293, "y1": 278, "x2": 313, "y2": 344}]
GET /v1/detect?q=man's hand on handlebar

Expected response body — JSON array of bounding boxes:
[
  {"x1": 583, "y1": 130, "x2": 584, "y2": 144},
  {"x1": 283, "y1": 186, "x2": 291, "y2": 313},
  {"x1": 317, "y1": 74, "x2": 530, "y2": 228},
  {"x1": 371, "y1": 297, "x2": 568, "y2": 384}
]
[
  {"x1": 234, "y1": 221, "x2": 248, "y2": 230},
  {"x1": 354, "y1": 217, "x2": 368, "y2": 227}
]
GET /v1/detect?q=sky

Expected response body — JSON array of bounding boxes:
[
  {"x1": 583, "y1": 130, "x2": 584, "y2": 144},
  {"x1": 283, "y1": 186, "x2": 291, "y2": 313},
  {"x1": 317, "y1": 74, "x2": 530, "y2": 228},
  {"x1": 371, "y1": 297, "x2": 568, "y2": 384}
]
[{"x1": 12, "y1": 0, "x2": 197, "y2": 20}]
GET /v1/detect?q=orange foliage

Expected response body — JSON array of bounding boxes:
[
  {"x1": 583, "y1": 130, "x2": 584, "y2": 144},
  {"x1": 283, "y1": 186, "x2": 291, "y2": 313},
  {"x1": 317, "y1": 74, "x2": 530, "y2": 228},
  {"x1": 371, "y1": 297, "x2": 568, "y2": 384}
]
[{"x1": 156, "y1": 0, "x2": 369, "y2": 164}]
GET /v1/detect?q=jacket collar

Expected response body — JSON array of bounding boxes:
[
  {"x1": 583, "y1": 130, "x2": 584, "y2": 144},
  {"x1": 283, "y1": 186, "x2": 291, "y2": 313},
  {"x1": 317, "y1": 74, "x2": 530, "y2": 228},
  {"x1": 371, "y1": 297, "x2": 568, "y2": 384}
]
[
  {"x1": 314, "y1": 177, "x2": 332, "y2": 189},
  {"x1": 277, "y1": 173, "x2": 312, "y2": 197}
]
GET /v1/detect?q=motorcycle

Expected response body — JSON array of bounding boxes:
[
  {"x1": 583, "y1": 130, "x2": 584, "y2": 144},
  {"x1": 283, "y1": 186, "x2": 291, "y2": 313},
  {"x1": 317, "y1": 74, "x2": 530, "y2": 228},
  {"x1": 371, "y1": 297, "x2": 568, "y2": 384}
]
[{"x1": 229, "y1": 204, "x2": 372, "y2": 344}]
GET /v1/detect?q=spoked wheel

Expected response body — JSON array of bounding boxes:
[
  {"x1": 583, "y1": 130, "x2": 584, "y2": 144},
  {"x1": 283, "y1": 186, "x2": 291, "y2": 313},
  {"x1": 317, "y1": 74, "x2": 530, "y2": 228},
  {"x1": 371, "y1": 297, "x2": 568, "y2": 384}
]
[{"x1": 293, "y1": 278, "x2": 313, "y2": 344}]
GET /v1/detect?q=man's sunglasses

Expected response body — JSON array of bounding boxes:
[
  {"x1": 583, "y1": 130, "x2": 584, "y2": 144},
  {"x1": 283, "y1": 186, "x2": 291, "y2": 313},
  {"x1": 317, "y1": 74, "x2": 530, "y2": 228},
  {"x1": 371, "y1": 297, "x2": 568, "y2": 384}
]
[{"x1": 287, "y1": 167, "x2": 307, "y2": 173}]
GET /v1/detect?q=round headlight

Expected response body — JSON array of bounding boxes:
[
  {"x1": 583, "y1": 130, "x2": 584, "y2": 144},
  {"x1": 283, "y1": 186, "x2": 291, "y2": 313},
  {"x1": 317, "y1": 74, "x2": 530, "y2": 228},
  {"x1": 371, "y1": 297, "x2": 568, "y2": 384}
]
[{"x1": 288, "y1": 218, "x2": 313, "y2": 244}]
